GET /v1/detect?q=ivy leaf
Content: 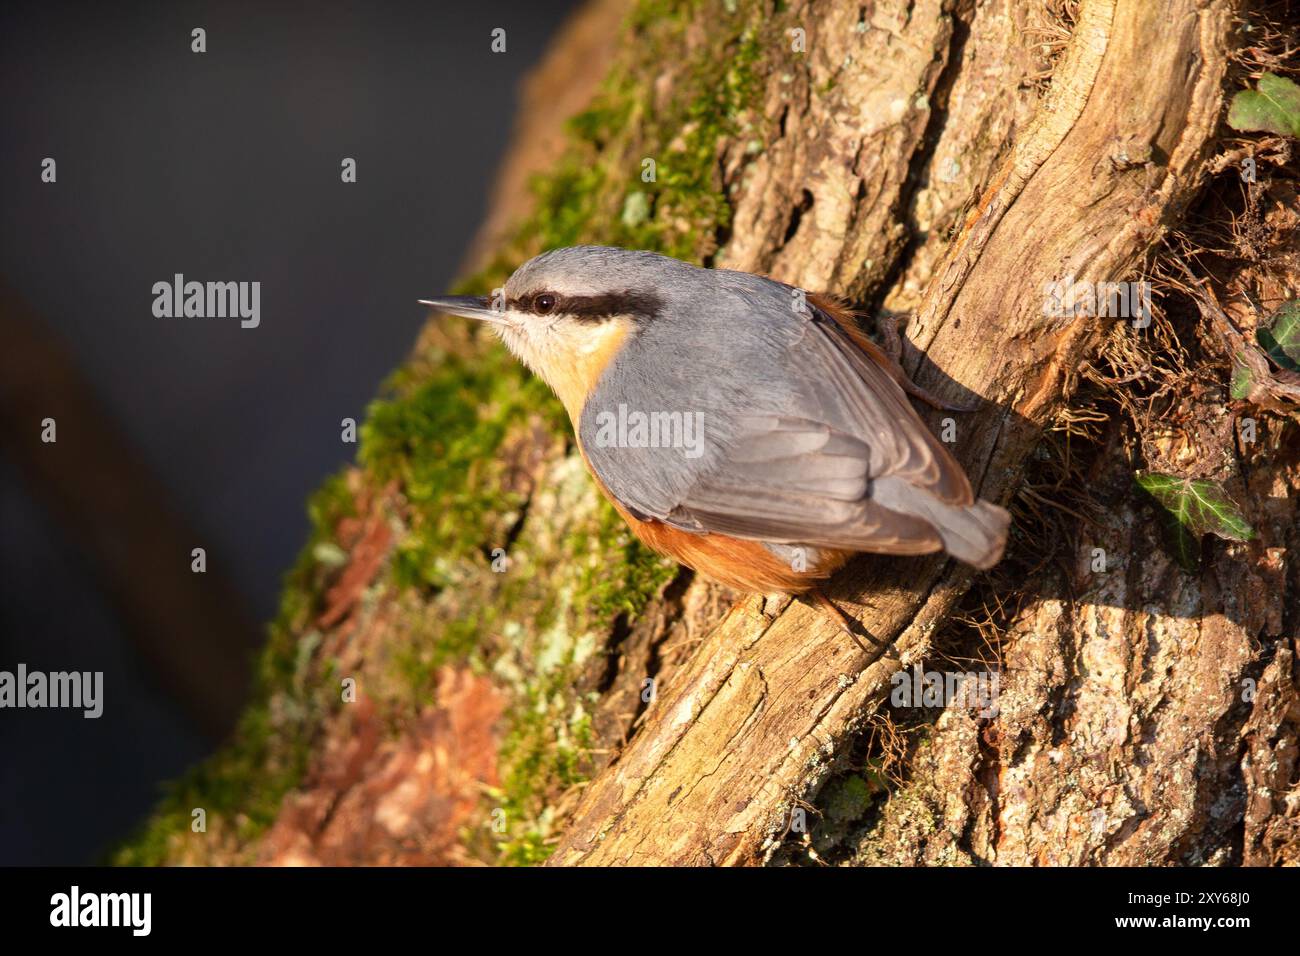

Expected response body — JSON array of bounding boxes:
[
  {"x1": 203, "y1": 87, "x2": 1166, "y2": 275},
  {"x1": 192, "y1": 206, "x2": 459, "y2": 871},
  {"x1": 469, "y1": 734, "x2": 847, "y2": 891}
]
[
  {"x1": 1256, "y1": 300, "x2": 1300, "y2": 372},
  {"x1": 1227, "y1": 73, "x2": 1300, "y2": 139},
  {"x1": 1230, "y1": 353, "x2": 1254, "y2": 399},
  {"x1": 1135, "y1": 474, "x2": 1254, "y2": 572}
]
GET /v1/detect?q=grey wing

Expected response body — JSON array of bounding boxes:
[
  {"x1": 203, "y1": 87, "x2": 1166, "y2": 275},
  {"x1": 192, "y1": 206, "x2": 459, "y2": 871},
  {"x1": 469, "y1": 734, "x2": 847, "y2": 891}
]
[{"x1": 580, "y1": 304, "x2": 977, "y2": 555}]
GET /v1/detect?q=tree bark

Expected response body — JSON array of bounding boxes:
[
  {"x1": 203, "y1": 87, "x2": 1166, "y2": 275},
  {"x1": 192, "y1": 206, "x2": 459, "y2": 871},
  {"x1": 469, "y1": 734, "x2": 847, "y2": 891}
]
[{"x1": 548, "y1": 0, "x2": 1241, "y2": 867}]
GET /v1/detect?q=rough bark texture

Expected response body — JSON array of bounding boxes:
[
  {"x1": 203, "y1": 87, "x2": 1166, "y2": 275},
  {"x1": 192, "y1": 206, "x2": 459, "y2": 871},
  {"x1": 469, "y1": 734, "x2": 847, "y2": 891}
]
[
  {"x1": 116, "y1": 0, "x2": 1300, "y2": 868},
  {"x1": 550, "y1": 0, "x2": 1243, "y2": 866}
]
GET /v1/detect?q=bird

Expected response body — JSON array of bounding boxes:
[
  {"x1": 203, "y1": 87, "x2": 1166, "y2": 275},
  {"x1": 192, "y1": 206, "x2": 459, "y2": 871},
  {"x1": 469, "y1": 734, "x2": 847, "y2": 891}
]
[{"x1": 420, "y1": 245, "x2": 1009, "y2": 652}]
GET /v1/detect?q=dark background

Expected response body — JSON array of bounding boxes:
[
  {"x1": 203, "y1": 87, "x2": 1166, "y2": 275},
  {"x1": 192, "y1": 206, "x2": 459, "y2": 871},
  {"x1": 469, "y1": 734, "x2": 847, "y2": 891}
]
[{"x1": 0, "y1": 0, "x2": 576, "y2": 865}]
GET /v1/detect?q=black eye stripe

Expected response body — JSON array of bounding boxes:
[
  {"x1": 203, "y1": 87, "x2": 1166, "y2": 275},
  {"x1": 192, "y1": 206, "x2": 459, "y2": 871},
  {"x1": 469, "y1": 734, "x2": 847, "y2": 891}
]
[{"x1": 507, "y1": 290, "x2": 663, "y2": 323}]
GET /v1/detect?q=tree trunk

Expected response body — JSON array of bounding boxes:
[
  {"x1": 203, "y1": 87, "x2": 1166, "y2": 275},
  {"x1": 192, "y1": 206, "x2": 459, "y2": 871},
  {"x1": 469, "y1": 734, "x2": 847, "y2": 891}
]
[{"x1": 116, "y1": 0, "x2": 1300, "y2": 868}]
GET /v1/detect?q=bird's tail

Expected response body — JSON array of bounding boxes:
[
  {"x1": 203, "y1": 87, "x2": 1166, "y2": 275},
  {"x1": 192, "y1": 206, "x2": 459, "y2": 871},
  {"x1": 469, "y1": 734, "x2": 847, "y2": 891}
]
[{"x1": 872, "y1": 477, "x2": 1011, "y2": 570}]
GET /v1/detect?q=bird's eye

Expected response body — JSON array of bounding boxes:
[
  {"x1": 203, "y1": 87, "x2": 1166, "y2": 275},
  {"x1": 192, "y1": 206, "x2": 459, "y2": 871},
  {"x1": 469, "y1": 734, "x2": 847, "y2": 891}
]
[{"x1": 535, "y1": 293, "x2": 556, "y2": 314}]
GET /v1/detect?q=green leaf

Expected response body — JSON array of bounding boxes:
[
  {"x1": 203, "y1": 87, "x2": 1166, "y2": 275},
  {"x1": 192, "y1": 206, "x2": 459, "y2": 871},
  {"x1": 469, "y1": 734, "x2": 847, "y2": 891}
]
[
  {"x1": 1227, "y1": 73, "x2": 1300, "y2": 139},
  {"x1": 1256, "y1": 299, "x2": 1300, "y2": 372},
  {"x1": 1229, "y1": 354, "x2": 1253, "y2": 399},
  {"x1": 1156, "y1": 509, "x2": 1202, "y2": 572},
  {"x1": 1135, "y1": 474, "x2": 1254, "y2": 572}
]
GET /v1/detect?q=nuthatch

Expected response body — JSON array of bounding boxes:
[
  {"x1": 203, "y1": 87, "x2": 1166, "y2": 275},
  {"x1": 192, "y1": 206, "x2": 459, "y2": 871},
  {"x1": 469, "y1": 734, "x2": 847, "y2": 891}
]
[{"x1": 421, "y1": 246, "x2": 1009, "y2": 648}]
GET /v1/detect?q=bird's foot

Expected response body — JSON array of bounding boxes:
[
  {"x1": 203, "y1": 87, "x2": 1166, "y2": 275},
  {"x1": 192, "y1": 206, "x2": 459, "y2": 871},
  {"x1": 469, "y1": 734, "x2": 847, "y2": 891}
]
[
  {"x1": 808, "y1": 589, "x2": 892, "y2": 659},
  {"x1": 876, "y1": 314, "x2": 980, "y2": 413}
]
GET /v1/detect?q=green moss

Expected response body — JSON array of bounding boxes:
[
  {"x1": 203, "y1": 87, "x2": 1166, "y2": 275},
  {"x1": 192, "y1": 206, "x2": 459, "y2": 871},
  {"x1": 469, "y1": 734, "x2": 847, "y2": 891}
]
[
  {"x1": 360, "y1": 350, "x2": 559, "y2": 591},
  {"x1": 497, "y1": 0, "x2": 772, "y2": 265},
  {"x1": 575, "y1": 500, "x2": 679, "y2": 623},
  {"x1": 389, "y1": 615, "x2": 486, "y2": 708},
  {"x1": 822, "y1": 774, "x2": 873, "y2": 824},
  {"x1": 494, "y1": 685, "x2": 597, "y2": 866}
]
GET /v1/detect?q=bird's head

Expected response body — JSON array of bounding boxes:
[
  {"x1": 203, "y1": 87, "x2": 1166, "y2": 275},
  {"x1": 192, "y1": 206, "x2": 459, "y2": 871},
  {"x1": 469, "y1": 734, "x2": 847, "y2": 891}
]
[{"x1": 421, "y1": 246, "x2": 676, "y2": 418}]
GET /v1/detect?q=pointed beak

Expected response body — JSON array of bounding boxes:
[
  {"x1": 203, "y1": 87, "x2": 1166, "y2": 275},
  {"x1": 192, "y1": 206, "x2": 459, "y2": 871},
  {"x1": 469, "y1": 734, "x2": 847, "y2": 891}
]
[{"x1": 418, "y1": 295, "x2": 507, "y2": 326}]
